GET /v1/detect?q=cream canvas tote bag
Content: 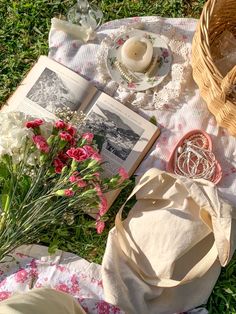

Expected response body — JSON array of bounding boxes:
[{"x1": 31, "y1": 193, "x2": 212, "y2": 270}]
[{"x1": 102, "y1": 169, "x2": 236, "y2": 314}]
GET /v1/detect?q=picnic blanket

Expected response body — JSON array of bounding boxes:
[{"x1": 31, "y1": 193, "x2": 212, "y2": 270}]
[
  {"x1": 49, "y1": 16, "x2": 236, "y2": 208},
  {"x1": 1, "y1": 16, "x2": 235, "y2": 314}
]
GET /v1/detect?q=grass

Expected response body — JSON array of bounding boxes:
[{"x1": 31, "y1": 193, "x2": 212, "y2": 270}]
[{"x1": 1, "y1": 0, "x2": 236, "y2": 313}]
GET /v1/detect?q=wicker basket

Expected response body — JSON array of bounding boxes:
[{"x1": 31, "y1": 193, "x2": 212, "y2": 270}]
[{"x1": 192, "y1": 0, "x2": 236, "y2": 136}]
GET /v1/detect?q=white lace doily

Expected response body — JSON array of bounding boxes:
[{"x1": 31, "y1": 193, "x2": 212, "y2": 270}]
[{"x1": 96, "y1": 19, "x2": 192, "y2": 110}]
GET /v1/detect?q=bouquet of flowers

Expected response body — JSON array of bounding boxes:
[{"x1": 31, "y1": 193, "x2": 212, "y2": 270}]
[{"x1": 0, "y1": 111, "x2": 129, "y2": 262}]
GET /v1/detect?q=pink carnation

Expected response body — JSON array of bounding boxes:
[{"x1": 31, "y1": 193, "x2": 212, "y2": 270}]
[
  {"x1": 93, "y1": 172, "x2": 100, "y2": 179},
  {"x1": 69, "y1": 173, "x2": 87, "y2": 187},
  {"x1": 96, "y1": 220, "x2": 105, "y2": 234},
  {"x1": 99, "y1": 196, "x2": 108, "y2": 216},
  {"x1": 118, "y1": 167, "x2": 129, "y2": 181},
  {"x1": 95, "y1": 185, "x2": 103, "y2": 197},
  {"x1": 77, "y1": 179, "x2": 87, "y2": 188},
  {"x1": 55, "y1": 120, "x2": 66, "y2": 129},
  {"x1": 83, "y1": 145, "x2": 96, "y2": 156},
  {"x1": 53, "y1": 157, "x2": 65, "y2": 174},
  {"x1": 67, "y1": 147, "x2": 88, "y2": 162},
  {"x1": 64, "y1": 189, "x2": 74, "y2": 197},
  {"x1": 58, "y1": 152, "x2": 69, "y2": 163},
  {"x1": 32, "y1": 135, "x2": 50, "y2": 153},
  {"x1": 82, "y1": 132, "x2": 94, "y2": 143},
  {"x1": 69, "y1": 171, "x2": 80, "y2": 183},
  {"x1": 26, "y1": 119, "x2": 43, "y2": 129},
  {"x1": 66, "y1": 124, "x2": 76, "y2": 137},
  {"x1": 91, "y1": 152, "x2": 102, "y2": 163},
  {"x1": 69, "y1": 137, "x2": 76, "y2": 146},
  {"x1": 95, "y1": 185, "x2": 108, "y2": 216},
  {"x1": 59, "y1": 131, "x2": 72, "y2": 142},
  {"x1": 69, "y1": 175, "x2": 77, "y2": 183}
]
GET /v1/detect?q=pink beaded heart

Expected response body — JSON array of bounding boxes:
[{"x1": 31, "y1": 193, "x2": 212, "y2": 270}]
[{"x1": 166, "y1": 129, "x2": 222, "y2": 184}]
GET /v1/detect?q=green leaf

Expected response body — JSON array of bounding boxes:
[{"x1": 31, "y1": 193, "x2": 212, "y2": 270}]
[
  {"x1": 19, "y1": 175, "x2": 31, "y2": 198},
  {"x1": 149, "y1": 115, "x2": 157, "y2": 126},
  {"x1": 1, "y1": 193, "x2": 10, "y2": 211},
  {"x1": 224, "y1": 288, "x2": 233, "y2": 294},
  {"x1": 0, "y1": 163, "x2": 9, "y2": 179}
]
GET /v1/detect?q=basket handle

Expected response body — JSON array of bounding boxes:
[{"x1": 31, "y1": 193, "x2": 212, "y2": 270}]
[{"x1": 221, "y1": 65, "x2": 236, "y2": 101}]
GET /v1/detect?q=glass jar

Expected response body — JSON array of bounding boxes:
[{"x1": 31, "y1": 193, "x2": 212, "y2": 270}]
[{"x1": 67, "y1": 0, "x2": 103, "y2": 31}]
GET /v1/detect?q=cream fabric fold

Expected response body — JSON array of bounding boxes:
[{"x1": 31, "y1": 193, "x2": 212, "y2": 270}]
[
  {"x1": 50, "y1": 18, "x2": 95, "y2": 42},
  {"x1": 102, "y1": 169, "x2": 236, "y2": 314},
  {"x1": 0, "y1": 288, "x2": 86, "y2": 314}
]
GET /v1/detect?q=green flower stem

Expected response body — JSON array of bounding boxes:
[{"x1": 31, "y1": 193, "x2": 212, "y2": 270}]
[{"x1": 0, "y1": 216, "x2": 6, "y2": 234}]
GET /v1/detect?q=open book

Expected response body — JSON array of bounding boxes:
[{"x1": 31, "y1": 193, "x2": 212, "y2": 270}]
[{"x1": 3, "y1": 56, "x2": 160, "y2": 208}]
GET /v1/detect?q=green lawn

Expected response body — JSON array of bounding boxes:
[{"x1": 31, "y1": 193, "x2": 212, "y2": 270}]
[{"x1": 1, "y1": 0, "x2": 236, "y2": 313}]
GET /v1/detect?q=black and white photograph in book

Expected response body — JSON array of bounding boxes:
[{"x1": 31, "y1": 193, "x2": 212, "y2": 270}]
[
  {"x1": 26, "y1": 68, "x2": 81, "y2": 112},
  {"x1": 84, "y1": 102, "x2": 144, "y2": 161}
]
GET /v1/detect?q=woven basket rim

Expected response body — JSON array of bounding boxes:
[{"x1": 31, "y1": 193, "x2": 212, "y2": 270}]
[
  {"x1": 198, "y1": 0, "x2": 223, "y2": 82},
  {"x1": 192, "y1": 0, "x2": 236, "y2": 136}
]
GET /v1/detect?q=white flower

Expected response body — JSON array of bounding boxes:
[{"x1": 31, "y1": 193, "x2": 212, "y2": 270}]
[
  {"x1": 0, "y1": 112, "x2": 33, "y2": 163},
  {"x1": 27, "y1": 152, "x2": 40, "y2": 166},
  {"x1": 40, "y1": 121, "x2": 53, "y2": 139},
  {"x1": 0, "y1": 112, "x2": 54, "y2": 165}
]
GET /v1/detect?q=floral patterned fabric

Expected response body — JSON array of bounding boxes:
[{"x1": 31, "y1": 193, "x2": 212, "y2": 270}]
[
  {"x1": 0, "y1": 245, "x2": 208, "y2": 314},
  {"x1": 0, "y1": 245, "x2": 123, "y2": 314}
]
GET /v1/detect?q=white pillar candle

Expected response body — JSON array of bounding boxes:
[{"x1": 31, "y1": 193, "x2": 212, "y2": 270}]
[{"x1": 121, "y1": 36, "x2": 153, "y2": 73}]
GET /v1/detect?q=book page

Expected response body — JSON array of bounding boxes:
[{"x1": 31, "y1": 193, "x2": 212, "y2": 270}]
[
  {"x1": 3, "y1": 56, "x2": 97, "y2": 119},
  {"x1": 84, "y1": 92, "x2": 160, "y2": 177},
  {"x1": 83, "y1": 92, "x2": 160, "y2": 210}
]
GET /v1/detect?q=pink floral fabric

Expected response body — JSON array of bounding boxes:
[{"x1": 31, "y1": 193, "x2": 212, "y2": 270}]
[
  {"x1": 0, "y1": 245, "x2": 123, "y2": 314},
  {"x1": 0, "y1": 245, "x2": 207, "y2": 313}
]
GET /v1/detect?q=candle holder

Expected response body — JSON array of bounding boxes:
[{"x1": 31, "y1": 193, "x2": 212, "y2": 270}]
[{"x1": 67, "y1": 0, "x2": 103, "y2": 31}]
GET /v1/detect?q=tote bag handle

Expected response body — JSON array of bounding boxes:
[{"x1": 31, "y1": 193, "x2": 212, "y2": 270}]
[{"x1": 115, "y1": 168, "x2": 218, "y2": 288}]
